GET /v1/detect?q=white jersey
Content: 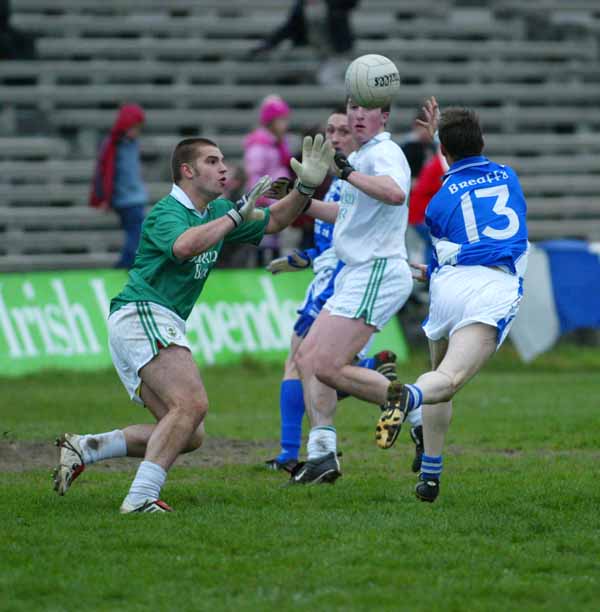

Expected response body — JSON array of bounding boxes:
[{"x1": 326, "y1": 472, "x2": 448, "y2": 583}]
[{"x1": 333, "y1": 132, "x2": 411, "y2": 265}]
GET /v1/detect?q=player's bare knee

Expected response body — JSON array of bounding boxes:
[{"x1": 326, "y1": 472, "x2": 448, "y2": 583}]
[
  {"x1": 190, "y1": 396, "x2": 208, "y2": 425},
  {"x1": 168, "y1": 395, "x2": 207, "y2": 428},
  {"x1": 314, "y1": 353, "x2": 342, "y2": 387},
  {"x1": 185, "y1": 424, "x2": 205, "y2": 452},
  {"x1": 436, "y1": 368, "x2": 460, "y2": 400}
]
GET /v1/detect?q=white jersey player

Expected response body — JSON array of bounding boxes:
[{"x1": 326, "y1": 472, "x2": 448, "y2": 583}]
[{"x1": 289, "y1": 97, "x2": 418, "y2": 485}]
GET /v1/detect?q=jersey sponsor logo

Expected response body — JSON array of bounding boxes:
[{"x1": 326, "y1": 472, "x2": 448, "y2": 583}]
[
  {"x1": 191, "y1": 250, "x2": 218, "y2": 280},
  {"x1": 191, "y1": 251, "x2": 218, "y2": 265},
  {"x1": 448, "y1": 169, "x2": 509, "y2": 195}
]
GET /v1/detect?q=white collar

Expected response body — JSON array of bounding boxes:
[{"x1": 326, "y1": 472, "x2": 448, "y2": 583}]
[
  {"x1": 169, "y1": 184, "x2": 207, "y2": 217},
  {"x1": 360, "y1": 131, "x2": 391, "y2": 151}
]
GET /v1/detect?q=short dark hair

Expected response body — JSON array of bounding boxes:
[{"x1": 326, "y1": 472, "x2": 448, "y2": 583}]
[
  {"x1": 171, "y1": 137, "x2": 218, "y2": 183},
  {"x1": 438, "y1": 108, "x2": 484, "y2": 161},
  {"x1": 331, "y1": 104, "x2": 347, "y2": 116}
]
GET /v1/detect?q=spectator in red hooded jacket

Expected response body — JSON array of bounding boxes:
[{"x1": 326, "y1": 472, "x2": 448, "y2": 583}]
[{"x1": 90, "y1": 104, "x2": 148, "y2": 269}]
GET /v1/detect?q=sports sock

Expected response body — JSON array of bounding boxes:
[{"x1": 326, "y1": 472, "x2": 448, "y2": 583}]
[
  {"x1": 307, "y1": 426, "x2": 336, "y2": 460},
  {"x1": 406, "y1": 406, "x2": 423, "y2": 427},
  {"x1": 80, "y1": 430, "x2": 127, "y2": 465},
  {"x1": 124, "y1": 460, "x2": 167, "y2": 507},
  {"x1": 405, "y1": 383, "x2": 423, "y2": 411},
  {"x1": 421, "y1": 454, "x2": 443, "y2": 481},
  {"x1": 277, "y1": 379, "x2": 304, "y2": 462}
]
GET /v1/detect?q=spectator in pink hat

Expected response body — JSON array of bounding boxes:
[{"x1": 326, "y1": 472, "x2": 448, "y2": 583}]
[{"x1": 244, "y1": 95, "x2": 297, "y2": 265}]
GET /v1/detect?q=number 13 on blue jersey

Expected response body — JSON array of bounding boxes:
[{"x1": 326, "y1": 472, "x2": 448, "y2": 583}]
[{"x1": 460, "y1": 184, "x2": 521, "y2": 243}]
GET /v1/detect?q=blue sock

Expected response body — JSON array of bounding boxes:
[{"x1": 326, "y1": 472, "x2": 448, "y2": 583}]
[
  {"x1": 405, "y1": 383, "x2": 423, "y2": 411},
  {"x1": 357, "y1": 356, "x2": 375, "y2": 370},
  {"x1": 421, "y1": 454, "x2": 443, "y2": 481},
  {"x1": 277, "y1": 379, "x2": 305, "y2": 462}
]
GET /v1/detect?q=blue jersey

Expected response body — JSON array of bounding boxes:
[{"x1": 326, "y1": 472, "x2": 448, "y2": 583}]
[
  {"x1": 426, "y1": 156, "x2": 528, "y2": 275},
  {"x1": 303, "y1": 178, "x2": 339, "y2": 261}
]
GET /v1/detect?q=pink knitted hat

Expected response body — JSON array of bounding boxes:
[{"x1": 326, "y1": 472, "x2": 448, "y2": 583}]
[{"x1": 259, "y1": 95, "x2": 291, "y2": 126}]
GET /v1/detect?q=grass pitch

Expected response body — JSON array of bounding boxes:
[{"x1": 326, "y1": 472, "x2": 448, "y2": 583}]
[{"x1": 2, "y1": 345, "x2": 600, "y2": 612}]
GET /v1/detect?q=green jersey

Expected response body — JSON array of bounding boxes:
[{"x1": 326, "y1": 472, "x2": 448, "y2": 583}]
[{"x1": 110, "y1": 185, "x2": 270, "y2": 320}]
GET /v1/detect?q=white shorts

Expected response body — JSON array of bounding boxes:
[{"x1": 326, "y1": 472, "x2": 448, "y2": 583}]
[
  {"x1": 108, "y1": 301, "x2": 191, "y2": 405},
  {"x1": 324, "y1": 257, "x2": 413, "y2": 330},
  {"x1": 423, "y1": 265, "x2": 523, "y2": 347}
]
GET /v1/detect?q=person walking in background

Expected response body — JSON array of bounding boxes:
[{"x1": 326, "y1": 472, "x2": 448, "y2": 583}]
[
  {"x1": 90, "y1": 103, "x2": 148, "y2": 269},
  {"x1": 243, "y1": 94, "x2": 297, "y2": 265},
  {"x1": 247, "y1": 1, "x2": 359, "y2": 85}
]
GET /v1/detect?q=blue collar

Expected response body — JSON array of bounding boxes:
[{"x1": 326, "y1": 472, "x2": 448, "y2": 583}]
[{"x1": 443, "y1": 156, "x2": 489, "y2": 179}]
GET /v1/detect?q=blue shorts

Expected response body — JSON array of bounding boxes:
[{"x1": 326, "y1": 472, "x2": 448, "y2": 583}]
[{"x1": 293, "y1": 261, "x2": 343, "y2": 338}]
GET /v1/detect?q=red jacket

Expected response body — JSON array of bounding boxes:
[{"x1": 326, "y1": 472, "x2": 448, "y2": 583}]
[
  {"x1": 89, "y1": 104, "x2": 145, "y2": 208},
  {"x1": 409, "y1": 151, "x2": 448, "y2": 225}
]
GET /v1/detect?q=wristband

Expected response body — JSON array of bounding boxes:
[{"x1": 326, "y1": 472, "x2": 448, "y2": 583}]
[
  {"x1": 294, "y1": 179, "x2": 315, "y2": 197},
  {"x1": 226, "y1": 209, "x2": 242, "y2": 228},
  {"x1": 340, "y1": 166, "x2": 354, "y2": 181}
]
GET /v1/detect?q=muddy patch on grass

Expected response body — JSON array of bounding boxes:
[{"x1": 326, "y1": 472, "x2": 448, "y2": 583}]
[{"x1": 0, "y1": 438, "x2": 279, "y2": 473}]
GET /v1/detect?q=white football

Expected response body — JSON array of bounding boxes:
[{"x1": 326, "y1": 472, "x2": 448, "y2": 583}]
[{"x1": 345, "y1": 54, "x2": 400, "y2": 109}]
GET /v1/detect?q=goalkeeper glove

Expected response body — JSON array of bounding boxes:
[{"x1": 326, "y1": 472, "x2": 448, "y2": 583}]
[
  {"x1": 290, "y1": 134, "x2": 335, "y2": 197},
  {"x1": 265, "y1": 176, "x2": 294, "y2": 200},
  {"x1": 266, "y1": 250, "x2": 312, "y2": 274},
  {"x1": 333, "y1": 150, "x2": 355, "y2": 181},
  {"x1": 226, "y1": 175, "x2": 272, "y2": 227}
]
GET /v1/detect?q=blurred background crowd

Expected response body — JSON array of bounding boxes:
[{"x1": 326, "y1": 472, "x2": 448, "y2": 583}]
[{"x1": 1, "y1": 0, "x2": 599, "y2": 346}]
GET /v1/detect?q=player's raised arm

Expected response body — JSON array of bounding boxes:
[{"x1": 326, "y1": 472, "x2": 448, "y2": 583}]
[
  {"x1": 172, "y1": 176, "x2": 272, "y2": 260},
  {"x1": 332, "y1": 149, "x2": 406, "y2": 205},
  {"x1": 265, "y1": 134, "x2": 335, "y2": 233}
]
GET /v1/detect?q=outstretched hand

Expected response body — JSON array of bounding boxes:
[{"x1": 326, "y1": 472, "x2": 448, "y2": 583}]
[
  {"x1": 227, "y1": 175, "x2": 272, "y2": 227},
  {"x1": 266, "y1": 250, "x2": 312, "y2": 274},
  {"x1": 416, "y1": 96, "x2": 441, "y2": 142},
  {"x1": 290, "y1": 134, "x2": 336, "y2": 196},
  {"x1": 265, "y1": 176, "x2": 294, "y2": 200}
]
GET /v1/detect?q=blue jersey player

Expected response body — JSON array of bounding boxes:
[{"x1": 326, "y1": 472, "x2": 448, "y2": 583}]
[
  {"x1": 263, "y1": 108, "x2": 409, "y2": 473},
  {"x1": 377, "y1": 98, "x2": 529, "y2": 503}
]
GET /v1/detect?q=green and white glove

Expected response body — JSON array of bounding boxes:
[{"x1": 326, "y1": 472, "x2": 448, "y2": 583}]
[
  {"x1": 290, "y1": 134, "x2": 336, "y2": 197},
  {"x1": 266, "y1": 250, "x2": 312, "y2": 274},
  {"x1": 227, "y1": 175, "x2": 272, "y2": 227}
]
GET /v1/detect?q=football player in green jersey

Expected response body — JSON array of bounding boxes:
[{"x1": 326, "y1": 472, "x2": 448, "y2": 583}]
[{"x1": 53, "y1": 134, "x2": 335, "y2": 513}]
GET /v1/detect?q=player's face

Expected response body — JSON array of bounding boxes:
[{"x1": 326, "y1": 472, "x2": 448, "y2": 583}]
[
  {"x1": 325, "y1": 113, "x2": 356, "y2": 157},
  {"x1": 185, "y1": 145, "x2": 228, "y2": 198},
  {"x1": 347, "y1": 99, "x2": 389, "y2": 144}
]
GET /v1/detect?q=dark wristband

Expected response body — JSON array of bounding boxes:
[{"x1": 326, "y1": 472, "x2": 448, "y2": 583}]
[{"x1": 340, "y1": 167, "x2": 354, "y2": 181}]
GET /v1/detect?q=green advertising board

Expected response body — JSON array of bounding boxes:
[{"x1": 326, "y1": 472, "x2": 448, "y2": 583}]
[{"x1": 0, "y1": 269, "x2": 408, "y2": 376}]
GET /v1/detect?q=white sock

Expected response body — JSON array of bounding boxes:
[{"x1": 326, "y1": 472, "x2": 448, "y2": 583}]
[
  {"x1": 80, "y1": 430, "x2": 127, "y2": 465},
  {"x1": 407, "y1": 406, "x2": 423, "y2": 428},
  {"x1": 307, "y1": 426, "x2": 336, "y2": 460},
  {"x1": 124, "y1": 461, "x2": 167, "y2": 507}
]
